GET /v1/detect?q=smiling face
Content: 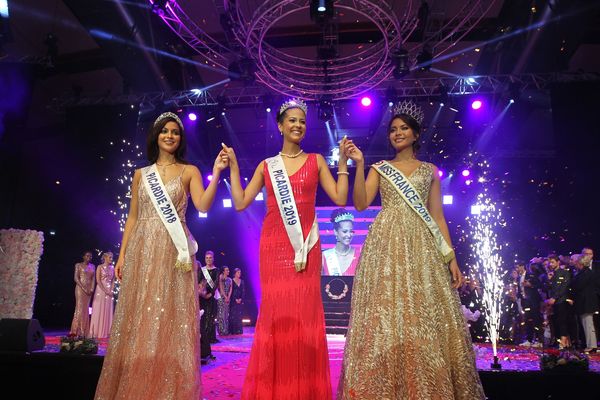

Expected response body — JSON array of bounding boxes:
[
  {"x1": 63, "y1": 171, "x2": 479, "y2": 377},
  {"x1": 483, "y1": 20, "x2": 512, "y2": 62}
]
[
  {"x1": 157, "y1": 121, "x2": 181, "y2": 154},
  {"x1": 388, "y1": 116, "x2": 419, "y2": 152},
  {"x1": 205, "y1": 253, "x2": 214, "y2": 266},
  {"x1": 278, "y1": 108, "x2": 306, "y2": 143},
  {"x1": 335, "y1": 220, "x2": 354, "y2": 246}
]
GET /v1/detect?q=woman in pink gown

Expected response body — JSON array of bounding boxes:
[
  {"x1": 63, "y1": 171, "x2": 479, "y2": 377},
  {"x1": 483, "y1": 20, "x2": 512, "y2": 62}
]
[
  {"x1": 89, "y1": 251, "x2": 115, "y2": 338},
  {"x1": 69, "y1": 251, "x2": 95, "y2": 337},
  {"x1": 223, "y1": 98, "x2": 361, "y2": 399},
  {"x1": 94, "y1": 112, "x2": 229, "y2": 400}
]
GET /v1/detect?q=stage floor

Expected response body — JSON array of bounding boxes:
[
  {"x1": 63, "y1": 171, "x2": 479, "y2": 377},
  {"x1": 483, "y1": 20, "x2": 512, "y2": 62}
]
[{"x1": 37, "y1": 328, "x2": 600, "y2": 400}]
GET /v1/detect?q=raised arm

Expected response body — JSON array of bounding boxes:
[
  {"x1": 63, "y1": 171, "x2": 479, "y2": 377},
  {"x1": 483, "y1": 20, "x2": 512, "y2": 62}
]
[
  {"x1": 340, "y1": 138, "x2": 374, "y2": 211},
  {"x1": 353, "y1": 165, "x2": 380, "y2": 211},
  {"x1": 115, "y1": 168, "x2": 141, "y2": 280},
  {"x1": 427, "y1": 164, "x2": 463, "y2": 288},
  {"x1": 316, "y1": 156, "x2": 348, "y2": 207},
  {"x1": 223, "y1": 144, "x2": 265, "y2": 211},
  {"x1": 189, "y1": 148, "x2": 229, "y2": 212}
]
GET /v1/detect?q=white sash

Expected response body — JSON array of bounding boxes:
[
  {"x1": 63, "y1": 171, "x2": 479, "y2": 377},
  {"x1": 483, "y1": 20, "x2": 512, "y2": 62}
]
[
  {"x1": 373, "y1": 161, "x2": 455, "y2": 264},
  {"x1": 200, "y1": 266, "x2": 219, "y2": 301},
  {"x1": 141, "y1": 164, "x2": 198, "y2": 272},
  {"x1": 201, "y1": 266, "x2": 216, "y2": 288},
  {"x1": 324, "y1": 249, "x2": 342, "y2": 276},
  {"x1": 266, "y1": 155, "x2": 319, "y2": 272}
]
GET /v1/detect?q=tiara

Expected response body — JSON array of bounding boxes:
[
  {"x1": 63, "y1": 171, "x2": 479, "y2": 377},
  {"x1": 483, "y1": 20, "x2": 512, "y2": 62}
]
[
  {"x1": 334, "y1": 212, "x2": 354, "y2": 224},
  {"x1": 153, "y1": 112, "x2": 184, "y2": 129},
  {"x1": 279, "y1": 98, "x2": 308, "y2": 115},
  {"x1": 392, "y1": 100, "x2": 424, "y2": 126}
]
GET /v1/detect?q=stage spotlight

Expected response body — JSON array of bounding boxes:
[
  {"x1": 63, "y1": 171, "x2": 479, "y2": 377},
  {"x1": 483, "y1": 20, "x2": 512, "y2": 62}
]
[
  {"x1": 255, "y1": 192, "x2": 264, "y2": 201},
  {"x1": 385, "y1": 86, "x2": 398, "y2": 105},
  {"x1": 310, "y1": 0, "x2": 334, "y2": 21},
  {"x1": 190, "y1": 88, "x2": 202, "y2": 95},
  {"x1": 416, "y1": 48, "x2": 432, "y2": 72},
  {"x1": 223, "y1": 198, "x2": 232, "y2": 208},
  {"x1": 461, "y1": 169, "x2": 471, "y2": 177},
  {"x1": 261, "y1": 93, "x2": 274, "y2": 113},
  {"x1": 198, "y1": 212, "x2": 208, "y2": 218},
  {"x1": 391, "y1": 47, "x2": 409, "y2": 79},
  {"x1": 207, "y1": 174, "x2": 213, "y2": 181},
  {"x1": 508, "y1": 81, "x2": 521, "y2": 102},
  {"x1": 438, "y1": 169, "x2": 444, "y2": 178},
  {"x1": 442, "y1": 195, "x2": 453, "y2": 205},
  {"x1": 471, "y1": 100, "x2": 482, "y2": 110},
  {"x1": 471, "y1": 205, "x2": 481, "y2": 215},
  {"x1": 188, "y1": 112, "x2": 197, "y2": 121},
  {"x1": 466, "y1": 77, "x2": 477, "y2": 84},
  {"x1": 360, "y1": 96, "x2": 372, "y2": 107}
]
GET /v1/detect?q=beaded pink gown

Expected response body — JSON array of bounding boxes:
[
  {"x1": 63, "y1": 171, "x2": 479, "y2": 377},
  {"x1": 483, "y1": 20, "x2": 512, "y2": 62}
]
[
  {"x1": 94, "y1": 169, "x2": 201, "y2": 400},
  {"x1": 70, "y1": 262, "x2": 95, "y2": 337},
  {"x1": 89, "y1": 263, "x2": 115, "y2": 338},
  {"x1": 242, "y1": 154, "x2": 332, "y2": 400}
]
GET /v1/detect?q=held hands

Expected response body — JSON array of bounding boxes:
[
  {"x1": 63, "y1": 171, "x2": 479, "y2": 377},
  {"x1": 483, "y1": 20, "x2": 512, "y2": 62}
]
[
  {"x1": 449, "y1": 259, "x2": 464, "y2": 289},
  {"x1": 220, "y1": 142, "x2": 239, "y2": 169},
  {"x1": 340, "y1": 135, "x2": 363, "y2": 163},
  {"x1": 214, "y1": 143, "x2": 231, "y2": 172},
  {"x1": 338, "y1": 136, "x2": 349, "y2": 165}
]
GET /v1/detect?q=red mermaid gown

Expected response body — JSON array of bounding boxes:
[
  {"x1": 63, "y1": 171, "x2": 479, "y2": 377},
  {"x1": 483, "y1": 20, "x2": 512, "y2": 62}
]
[{"x1": 242, "y1": 153, "x2": 332, "y2": 400}]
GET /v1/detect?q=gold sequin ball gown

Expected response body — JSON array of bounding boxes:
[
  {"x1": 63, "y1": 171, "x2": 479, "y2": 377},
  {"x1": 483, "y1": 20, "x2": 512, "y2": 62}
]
[
  {"x1": 94, "y1": 167, "x2": 201, "y2": 400},
  {"x1": 338, "y1": 162, "x2": 485, "y2": 400}
]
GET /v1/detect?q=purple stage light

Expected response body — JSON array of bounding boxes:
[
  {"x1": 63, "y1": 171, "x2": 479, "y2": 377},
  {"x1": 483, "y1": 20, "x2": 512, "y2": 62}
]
[
  {"x1": 207, "y1": 174, "x2": 213, "y2": 181},
  {"x1": 438, "y1": 169, "x2": 444, "y2": 178},
  {"x1": 360, "y1": 96, "x2": 372, "y2": 107},
  {"x1": 462, "y1": 169, "x2": 471, "y2": 177},
  {"x1": 471, "y1": 100, "x2": 482, "y2": 110},
  {"x1": 188, "y1": 112, "x2": 197, "y2": 121}
]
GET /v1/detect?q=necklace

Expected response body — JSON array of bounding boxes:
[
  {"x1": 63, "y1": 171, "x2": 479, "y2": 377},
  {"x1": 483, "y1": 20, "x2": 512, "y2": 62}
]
[
  {"x1": 279, "y1": 149, "x2": 304, "y2": 158},
  {"x1": 335, "y1": 246, "x2": 352, "y2": 256},
  {"x1": 156, "y1": 160, "x2": 177, "y2": 175}
]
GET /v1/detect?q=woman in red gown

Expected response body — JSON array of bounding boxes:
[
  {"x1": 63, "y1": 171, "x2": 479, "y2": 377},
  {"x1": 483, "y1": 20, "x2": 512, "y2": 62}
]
[{"x1": 224, "y1": 98, "x2": 361, "y2": 399}]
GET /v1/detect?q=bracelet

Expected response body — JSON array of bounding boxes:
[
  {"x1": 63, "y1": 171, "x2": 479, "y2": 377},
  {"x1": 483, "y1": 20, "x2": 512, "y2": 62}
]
[{"x1": 337, "y1": 171, "x2": 349, "y2": 175}]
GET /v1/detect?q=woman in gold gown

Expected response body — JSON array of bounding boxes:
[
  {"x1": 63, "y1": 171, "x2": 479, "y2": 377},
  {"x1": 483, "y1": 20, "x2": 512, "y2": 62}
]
[
  {"x1": 338, "y1": 102, "x2": 485, "y2": 399},
  {"x1": 94, "y1": 112, "x2": 229, "y2": 399}
]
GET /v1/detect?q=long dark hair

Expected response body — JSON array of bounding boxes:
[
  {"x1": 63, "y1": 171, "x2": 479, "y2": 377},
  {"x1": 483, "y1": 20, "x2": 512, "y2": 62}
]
[
  {"x1": 388, "y1": 113, "x2": 422, "y2": 152},
  {"x1": 146, "y1": 116, "x2": 188, "y2": 164}
]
